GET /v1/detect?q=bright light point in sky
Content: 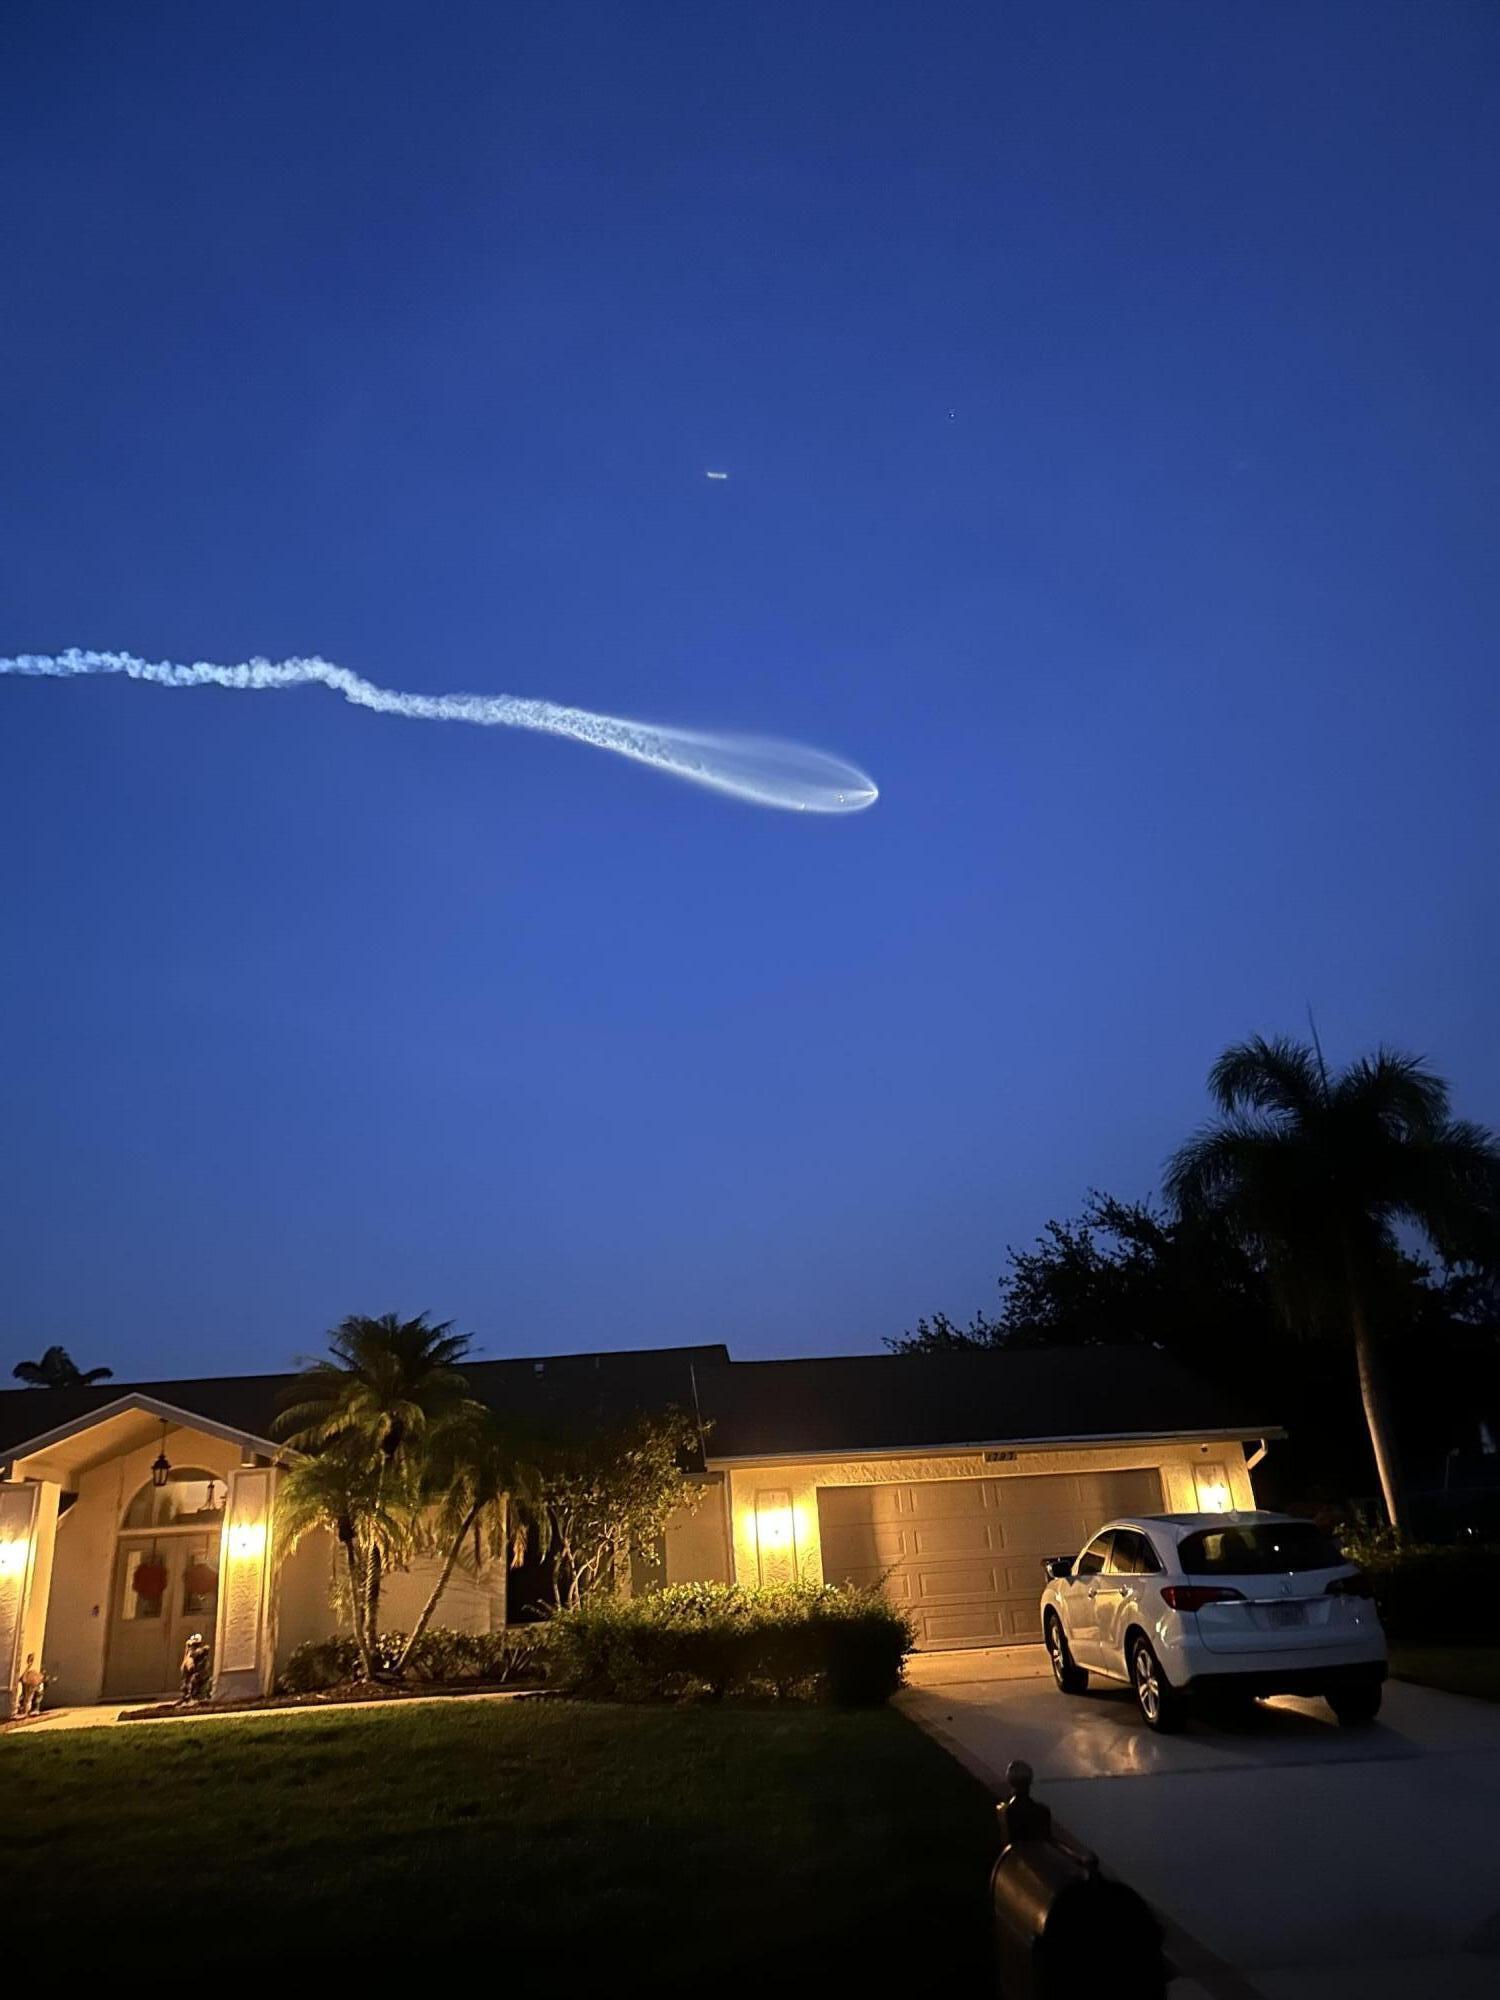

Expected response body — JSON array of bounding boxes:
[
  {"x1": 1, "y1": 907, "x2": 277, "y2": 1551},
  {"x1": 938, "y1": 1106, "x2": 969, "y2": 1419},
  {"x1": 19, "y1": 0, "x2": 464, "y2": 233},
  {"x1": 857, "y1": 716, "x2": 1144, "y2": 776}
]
[
  {"x1": 705, "y1": 469, "x2": 729, "y2": 480},
  {"x1": 0, "y1": 649, "x2": 879, "y2": 816}
]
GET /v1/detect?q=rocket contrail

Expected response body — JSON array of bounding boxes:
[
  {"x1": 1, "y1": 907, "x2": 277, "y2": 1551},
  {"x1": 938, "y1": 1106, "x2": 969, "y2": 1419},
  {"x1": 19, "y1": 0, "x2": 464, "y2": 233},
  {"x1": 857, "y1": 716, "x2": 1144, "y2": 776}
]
[{"x1": 0, "y1": 648, "x2": 878, "y2": 815}]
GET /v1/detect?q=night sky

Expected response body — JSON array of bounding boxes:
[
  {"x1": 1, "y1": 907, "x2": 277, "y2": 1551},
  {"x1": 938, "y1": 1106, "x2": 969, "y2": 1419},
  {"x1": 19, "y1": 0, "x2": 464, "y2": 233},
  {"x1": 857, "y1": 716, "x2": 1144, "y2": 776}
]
[{"x1": 3, "y1": 3, "x2": 1497, "y2": 1379}]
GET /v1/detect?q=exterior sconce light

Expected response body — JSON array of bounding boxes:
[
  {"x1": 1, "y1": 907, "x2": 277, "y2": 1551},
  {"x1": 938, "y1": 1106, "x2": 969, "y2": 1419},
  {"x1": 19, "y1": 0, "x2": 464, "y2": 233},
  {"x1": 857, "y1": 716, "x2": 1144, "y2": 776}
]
[
  {"x1": 228, "y1": 1521, "x2": 267, "y2": 1560},
  {"x1": 1195, "y1": 1466, "x2": 1231, "y2": 1513},
  {"x1": 753, "y1": 1488, "x2": 798, "y2": 1585},
  {"x1": 755, "y1": 1492, "x2": 794, "y2": 1553},
  {"x1": 0, "y1": 1536, "x2": 28, "y2": 1577}
]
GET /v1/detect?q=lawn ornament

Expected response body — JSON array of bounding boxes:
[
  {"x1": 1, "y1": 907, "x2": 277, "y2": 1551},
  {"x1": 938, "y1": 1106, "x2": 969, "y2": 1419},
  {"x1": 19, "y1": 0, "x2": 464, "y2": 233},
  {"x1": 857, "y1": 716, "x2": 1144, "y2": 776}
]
[
  {"x1": 179, "y1": 1632, "x2": 212, "y2": 1703},
  {"x1": 13, "y1": 1653, "x2": 46, "y2": 1719}
]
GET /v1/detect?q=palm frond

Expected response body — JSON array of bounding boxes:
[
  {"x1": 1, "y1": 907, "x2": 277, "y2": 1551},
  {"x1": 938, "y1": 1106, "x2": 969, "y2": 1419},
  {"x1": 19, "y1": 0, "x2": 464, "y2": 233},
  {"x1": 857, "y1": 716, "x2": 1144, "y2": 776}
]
[
  {"x1": 1335, "y1": 1049, "x2": 1450, "y2": 1140},
  {"x1": 1205, "y1": 1036, "x2": 1325, "y2": 1120}
]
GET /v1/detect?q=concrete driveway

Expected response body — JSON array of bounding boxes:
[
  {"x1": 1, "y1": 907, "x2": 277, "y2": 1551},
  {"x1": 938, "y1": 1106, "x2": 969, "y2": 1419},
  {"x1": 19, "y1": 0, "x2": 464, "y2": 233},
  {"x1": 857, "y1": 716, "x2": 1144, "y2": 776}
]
[{"x1": 901, "y1": 1651, "x2": 1500, "y2": 1999}]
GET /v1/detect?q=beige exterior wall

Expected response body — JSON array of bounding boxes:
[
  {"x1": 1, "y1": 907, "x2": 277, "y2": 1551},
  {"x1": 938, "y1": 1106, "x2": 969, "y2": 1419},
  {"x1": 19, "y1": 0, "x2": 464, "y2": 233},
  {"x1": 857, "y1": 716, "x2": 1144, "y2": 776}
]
[
  {"x1": 0, "y1": 1479, "x2": 53, "y2": 1717},
  {"x1": 35, "y1": 1429, "x2": 243, "y2": 1707},
  {"x1": 272, "y1": 1528, "x2": 507, "y2": 1675},
  {"x1": 663, "y1": 1478, "x2": 732, "y2": 1587},
  {"x1": 377, "y1": 1556, "x2": 507, "y2": 1638},
  {"x1": 720, "y1": 1439, "x2": 1256, "y2": 1598},
  {"x1": 274, "y1": 1529, "x2": 342, "y2": 1663}
]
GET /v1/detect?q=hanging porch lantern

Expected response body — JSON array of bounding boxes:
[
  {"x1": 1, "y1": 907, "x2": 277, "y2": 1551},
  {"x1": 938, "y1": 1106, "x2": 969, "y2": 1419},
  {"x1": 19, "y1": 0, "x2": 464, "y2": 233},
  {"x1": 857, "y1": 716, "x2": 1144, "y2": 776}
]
[{"x1": 150, "y1": 1419, "x2": 172, "y2": 1490}]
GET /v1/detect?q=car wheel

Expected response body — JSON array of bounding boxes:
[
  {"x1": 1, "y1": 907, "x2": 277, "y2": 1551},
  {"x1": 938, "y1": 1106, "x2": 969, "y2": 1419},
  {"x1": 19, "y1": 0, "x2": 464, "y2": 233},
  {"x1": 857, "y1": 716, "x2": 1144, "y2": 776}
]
[
  {"x1": 1129, "y1": 1634, "x2": 1183, "y2": 1733},
  {"x1": 1046, "y1": 1613, "x2": 1088, "y2": 1695},
  {"x1": 1328, "y1": 1682, "x2": 1382, "y2": 1726}
]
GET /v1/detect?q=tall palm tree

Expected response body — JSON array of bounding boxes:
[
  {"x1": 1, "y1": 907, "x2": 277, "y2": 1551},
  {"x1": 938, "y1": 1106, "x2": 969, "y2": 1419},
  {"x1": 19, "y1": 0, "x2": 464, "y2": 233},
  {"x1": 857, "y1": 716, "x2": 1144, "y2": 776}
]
[
  {"x1": 395, "y1": 1408, "x2": 540, "y2": 1673},
  {"x1": 1166, "y1": 1036, "x2": 1500, "y2": 1531},
  {"x1": 275, "y1": 1448, "x2": 414, "y2": 1679},
  {"x1": 276, "y1": 1312, "x2": 477, "y2": 1660},
  {"x1": 12, "y1": 1345, "x2": 114, "y2": 1389}
]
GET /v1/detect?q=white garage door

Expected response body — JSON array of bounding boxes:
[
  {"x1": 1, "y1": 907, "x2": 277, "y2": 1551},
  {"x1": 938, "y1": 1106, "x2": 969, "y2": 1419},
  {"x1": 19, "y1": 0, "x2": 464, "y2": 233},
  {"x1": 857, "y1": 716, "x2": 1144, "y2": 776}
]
[{"x1": 817, "y1": 1468, "x2": 1165, "y2": 1649}]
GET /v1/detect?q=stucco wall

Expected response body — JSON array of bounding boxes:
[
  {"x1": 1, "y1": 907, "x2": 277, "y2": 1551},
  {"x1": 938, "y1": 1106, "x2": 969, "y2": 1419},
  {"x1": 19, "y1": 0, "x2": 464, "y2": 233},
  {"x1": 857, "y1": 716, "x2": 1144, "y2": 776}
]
[
  {"x1": 663, "y1": 1478, "x2": 732, "y2": 1586},
  {"x1": 273, "y1": 1529, "x2": 341, "y2": 1664},
  {"x1": 721, "y1": 1440, "x2": 1255, "y2": 1598},
  {"x1": 272, "y1": 1527, "x2": 506, "y2": 1674},
  {"x1": 38, "y1": 1430, "x2": 242, "y2": 1707},
  {"x1": 378, "y1": 1556, "x2": 506, "y2": 1638}
]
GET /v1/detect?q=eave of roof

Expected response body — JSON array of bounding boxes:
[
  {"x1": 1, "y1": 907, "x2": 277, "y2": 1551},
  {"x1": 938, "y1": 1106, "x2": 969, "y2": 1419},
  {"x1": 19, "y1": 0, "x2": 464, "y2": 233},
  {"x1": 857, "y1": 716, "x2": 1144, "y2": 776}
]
[
  {"x1": 705, "y1": 1423, "x2": 1287, "y2": 1466},
  {"x1": 1, "y1": 1392, "x2": 286, "y2": 1471}
]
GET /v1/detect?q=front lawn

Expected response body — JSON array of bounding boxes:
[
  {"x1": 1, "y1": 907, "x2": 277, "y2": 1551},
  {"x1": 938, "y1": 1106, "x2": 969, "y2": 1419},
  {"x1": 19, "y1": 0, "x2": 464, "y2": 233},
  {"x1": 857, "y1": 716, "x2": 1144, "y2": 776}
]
[
  {"x1": 1390, "y1": 1643, "x2": 1500, "y2": 1704},
  {"x1": 3, "y1": 1699, "x2": 997, "y2": 1981}
]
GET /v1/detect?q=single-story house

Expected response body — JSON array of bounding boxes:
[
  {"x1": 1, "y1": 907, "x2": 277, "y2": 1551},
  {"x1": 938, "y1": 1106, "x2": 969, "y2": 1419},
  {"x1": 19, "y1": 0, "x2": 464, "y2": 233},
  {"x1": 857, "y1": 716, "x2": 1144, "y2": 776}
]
[{"x1": 0, "y1": 1341, "x2": 1278, "y2": 1711}]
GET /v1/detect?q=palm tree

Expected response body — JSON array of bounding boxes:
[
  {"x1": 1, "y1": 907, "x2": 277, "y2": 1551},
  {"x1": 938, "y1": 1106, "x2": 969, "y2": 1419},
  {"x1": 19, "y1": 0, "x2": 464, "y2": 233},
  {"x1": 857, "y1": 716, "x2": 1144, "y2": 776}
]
[
  {"x1": 275, "y1": 1312, "x2": 477, "y2": 1661},
  {"x1": 12, "y1": 1345, "x2": 114, "y2": 1389},
  {"x1": 395, "y1": 1408, "x2": 540, "y2": 1673},
  {"x1": 1166, "y1": 1036, "x2": 1500, "y2": 1531},
  {"x1": 275, "y1": 1448, "x2": 413, "y2": 1679}
]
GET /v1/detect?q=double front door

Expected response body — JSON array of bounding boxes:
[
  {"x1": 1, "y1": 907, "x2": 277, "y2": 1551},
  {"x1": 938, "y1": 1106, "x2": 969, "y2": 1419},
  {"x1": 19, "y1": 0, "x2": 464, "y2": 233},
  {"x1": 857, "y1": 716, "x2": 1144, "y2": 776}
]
[{"x1": 102, "y1": 1533, "x2": 221, "y2": 1699}]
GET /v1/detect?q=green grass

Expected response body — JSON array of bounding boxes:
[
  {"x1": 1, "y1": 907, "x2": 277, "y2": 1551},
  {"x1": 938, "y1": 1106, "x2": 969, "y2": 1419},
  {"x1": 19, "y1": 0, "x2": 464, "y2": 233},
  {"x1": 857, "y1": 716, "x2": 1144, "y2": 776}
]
[
  {"x1": 3, "y1": 1699, "x2": 997, "y2": 1980},
  {"x1": 1390, "y1": 1643, "x2": 1500, "y2": 1704}
]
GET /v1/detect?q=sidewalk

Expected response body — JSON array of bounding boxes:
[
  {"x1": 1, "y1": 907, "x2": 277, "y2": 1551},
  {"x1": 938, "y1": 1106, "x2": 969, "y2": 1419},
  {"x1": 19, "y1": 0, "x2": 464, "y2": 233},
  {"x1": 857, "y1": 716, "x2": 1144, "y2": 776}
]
[{"x1": 5, "y1": 1685, "x2": 545, "y2": 1735}]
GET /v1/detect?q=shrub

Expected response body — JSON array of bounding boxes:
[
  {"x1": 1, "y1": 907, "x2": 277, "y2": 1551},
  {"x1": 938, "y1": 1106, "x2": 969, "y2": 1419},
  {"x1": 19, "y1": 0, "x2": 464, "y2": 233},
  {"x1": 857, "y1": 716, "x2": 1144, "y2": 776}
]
[
  {"x1": 276, "y1": 1635, "x2": 364, "y2": 1693},
  {"x1": 274, "y1": 1626, "x2": 550, "y2": 1694},
  {"x1": 1338, "y1": 1534, "x2": 1500, "y2": 1643},
  {"x1": 546, "y1": 1581, "x2": 913, "y2": 1705}
]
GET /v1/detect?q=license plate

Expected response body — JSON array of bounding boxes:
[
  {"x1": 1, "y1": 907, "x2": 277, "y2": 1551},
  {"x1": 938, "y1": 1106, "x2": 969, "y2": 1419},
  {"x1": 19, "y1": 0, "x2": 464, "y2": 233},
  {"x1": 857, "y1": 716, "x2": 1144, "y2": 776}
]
[{"x1": 1268, "y1": 1602, "x2": 1307, "y2": 1627}]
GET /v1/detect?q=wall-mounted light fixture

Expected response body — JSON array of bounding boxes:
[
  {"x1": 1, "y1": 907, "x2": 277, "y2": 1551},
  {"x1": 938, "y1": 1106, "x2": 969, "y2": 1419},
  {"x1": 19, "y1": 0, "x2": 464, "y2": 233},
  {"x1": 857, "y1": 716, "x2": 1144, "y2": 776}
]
[
  {"x1": 0, "y1": 1537, "x2": 28, "y2": 1577},
  {"x1": 227, "y1": 1521, "x2": 267, "y2": 1561},
  {"x1": 753, "y1": 1488, "x2": 797, "y2": 1584},
  {"x1": 1195, "y1": 1465, "x2": 1232, "y2": 1513}
]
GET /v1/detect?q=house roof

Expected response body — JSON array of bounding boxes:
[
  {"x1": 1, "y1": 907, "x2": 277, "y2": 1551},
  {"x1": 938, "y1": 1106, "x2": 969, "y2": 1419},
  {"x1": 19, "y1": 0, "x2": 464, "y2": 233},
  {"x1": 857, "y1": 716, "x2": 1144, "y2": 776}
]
[
  {"x1": 0, "y1": 1344, "x2": 730, "y2": 1470},
  {"x1": 692, "y1": 1347, "x2": 1277, "y2": 1461},
  {"x1": 0, "y1": 1340, "x2": 1274, "y2": 1475}
]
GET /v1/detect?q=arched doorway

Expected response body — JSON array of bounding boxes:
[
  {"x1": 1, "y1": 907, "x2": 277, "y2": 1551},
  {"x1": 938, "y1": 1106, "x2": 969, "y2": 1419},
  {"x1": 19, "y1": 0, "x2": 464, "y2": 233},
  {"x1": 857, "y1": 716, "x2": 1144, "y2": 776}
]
[{"x1": 102, "y1": 1469, "x2": 225, "y2": 1699}]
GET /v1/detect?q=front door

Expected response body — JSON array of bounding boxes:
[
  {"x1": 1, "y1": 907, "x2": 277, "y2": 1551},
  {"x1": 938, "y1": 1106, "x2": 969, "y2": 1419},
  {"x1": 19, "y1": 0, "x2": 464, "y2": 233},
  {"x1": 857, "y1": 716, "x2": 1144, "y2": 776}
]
[{"x1": 103, "y1": 1533, "x2": 221, "y2": 1700}]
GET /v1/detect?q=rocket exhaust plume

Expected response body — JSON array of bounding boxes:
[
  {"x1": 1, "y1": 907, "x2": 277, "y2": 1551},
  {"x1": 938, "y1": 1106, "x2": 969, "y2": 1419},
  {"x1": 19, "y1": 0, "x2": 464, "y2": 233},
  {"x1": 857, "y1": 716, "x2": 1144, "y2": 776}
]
[{"x1": 0, "y1": 648, "x2": 879, "y2": 815}]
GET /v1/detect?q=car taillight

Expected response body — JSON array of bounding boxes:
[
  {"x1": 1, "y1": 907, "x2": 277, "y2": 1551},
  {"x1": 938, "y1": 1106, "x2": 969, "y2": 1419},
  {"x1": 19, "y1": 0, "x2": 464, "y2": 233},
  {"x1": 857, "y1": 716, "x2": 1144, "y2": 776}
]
[
  {"x1": 1160, "y1": 1585, "x2": 1247, "y2": 1613},
  {"x1": 1326, "y1": 1572, "x2": 1376, "y2": 1599}
]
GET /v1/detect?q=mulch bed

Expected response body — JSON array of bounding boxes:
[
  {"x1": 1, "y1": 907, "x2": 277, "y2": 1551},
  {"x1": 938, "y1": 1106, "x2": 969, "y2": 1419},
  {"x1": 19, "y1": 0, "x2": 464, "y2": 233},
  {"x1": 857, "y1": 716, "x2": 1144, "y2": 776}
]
[{"x1": 120, "y1": 1678, "x2": 547, "y2": 1721}]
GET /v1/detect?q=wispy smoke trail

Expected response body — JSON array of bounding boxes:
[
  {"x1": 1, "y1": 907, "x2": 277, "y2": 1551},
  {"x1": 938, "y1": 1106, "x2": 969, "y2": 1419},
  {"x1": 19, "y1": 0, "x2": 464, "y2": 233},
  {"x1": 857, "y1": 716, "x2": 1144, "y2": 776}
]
[{"x1": 0, "y1": 648, "x2": 879, "y2": 815}]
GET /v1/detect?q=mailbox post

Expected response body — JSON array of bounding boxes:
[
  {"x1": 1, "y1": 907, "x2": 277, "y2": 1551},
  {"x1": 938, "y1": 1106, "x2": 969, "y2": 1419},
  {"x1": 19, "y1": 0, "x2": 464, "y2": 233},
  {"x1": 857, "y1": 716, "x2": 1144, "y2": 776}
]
[{"x1": 991, "y1": 1760, "x2": 1167, "y2": 1999}]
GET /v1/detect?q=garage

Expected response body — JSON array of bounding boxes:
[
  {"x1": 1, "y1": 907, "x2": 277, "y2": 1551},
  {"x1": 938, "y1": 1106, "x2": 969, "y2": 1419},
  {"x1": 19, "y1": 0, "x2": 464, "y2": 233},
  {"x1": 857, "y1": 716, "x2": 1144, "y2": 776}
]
[{"x1": 817, "y1": 1467, "x2": 1165, "y2": 1649}]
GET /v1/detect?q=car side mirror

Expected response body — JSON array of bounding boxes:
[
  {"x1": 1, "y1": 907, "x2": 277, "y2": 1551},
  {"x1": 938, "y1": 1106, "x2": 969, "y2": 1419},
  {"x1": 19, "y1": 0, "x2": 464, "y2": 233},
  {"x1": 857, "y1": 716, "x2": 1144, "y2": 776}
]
[{"x1": 1043, "y1": 1556, "x2": 1074, "y2": 1581}]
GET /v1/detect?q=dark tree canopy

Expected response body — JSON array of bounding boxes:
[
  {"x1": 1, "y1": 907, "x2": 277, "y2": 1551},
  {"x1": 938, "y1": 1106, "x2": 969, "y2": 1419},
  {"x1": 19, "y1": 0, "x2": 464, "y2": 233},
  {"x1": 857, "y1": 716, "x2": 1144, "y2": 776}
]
[{"x1": 889, "y1": 1193, "x2": 1274, "y2": 1364}]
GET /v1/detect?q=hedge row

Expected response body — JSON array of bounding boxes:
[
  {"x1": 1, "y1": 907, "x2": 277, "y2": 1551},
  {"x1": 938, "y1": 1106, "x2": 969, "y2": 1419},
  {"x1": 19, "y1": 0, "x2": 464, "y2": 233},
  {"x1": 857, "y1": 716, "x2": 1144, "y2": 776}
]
[
  {"x1": 1342, "y1": 1540, "x2": 1500, "y2": 1642},
  {"x1": 276, "y1": 1625, "x2": 548, "y2": 1693},
  {"x1": 545, "y1": 1581, "x2": 914, "y2": 1705}
]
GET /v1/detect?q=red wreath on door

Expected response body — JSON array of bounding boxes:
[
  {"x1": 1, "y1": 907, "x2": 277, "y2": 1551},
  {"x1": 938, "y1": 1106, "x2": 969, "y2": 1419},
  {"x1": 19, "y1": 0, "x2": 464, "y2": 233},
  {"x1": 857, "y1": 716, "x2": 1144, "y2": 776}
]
[{"x1": 132, "y1": 1559, "x2": 168, "y2": 1600}]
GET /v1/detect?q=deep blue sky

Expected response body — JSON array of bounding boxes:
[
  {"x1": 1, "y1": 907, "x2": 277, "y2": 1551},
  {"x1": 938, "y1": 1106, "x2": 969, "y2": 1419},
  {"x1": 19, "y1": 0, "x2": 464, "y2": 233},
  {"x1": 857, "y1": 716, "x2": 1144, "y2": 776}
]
[{"x1": 2, "y1": 3, "x2": 1497, "y2": 1380}]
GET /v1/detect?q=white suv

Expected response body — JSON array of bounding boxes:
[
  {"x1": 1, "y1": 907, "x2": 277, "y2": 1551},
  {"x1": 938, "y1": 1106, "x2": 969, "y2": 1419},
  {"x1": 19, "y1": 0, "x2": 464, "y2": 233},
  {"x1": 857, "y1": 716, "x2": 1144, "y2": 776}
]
[{"x1": 1039, "y1": 1511, "x2": 1388, "y2": 1732}]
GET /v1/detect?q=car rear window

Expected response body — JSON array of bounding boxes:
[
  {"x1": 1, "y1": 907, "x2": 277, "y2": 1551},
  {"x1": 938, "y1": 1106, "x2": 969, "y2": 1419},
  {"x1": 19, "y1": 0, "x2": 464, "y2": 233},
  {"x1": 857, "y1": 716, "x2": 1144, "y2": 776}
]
[{"x1": 1179, "y1": 1522, "x2": 1344, "y2": 1575}]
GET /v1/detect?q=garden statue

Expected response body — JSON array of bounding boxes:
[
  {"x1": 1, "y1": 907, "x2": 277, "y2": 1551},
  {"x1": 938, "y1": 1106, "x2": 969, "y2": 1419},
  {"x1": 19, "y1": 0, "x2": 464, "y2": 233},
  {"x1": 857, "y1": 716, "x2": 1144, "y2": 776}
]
[
  {"x1": 179, "y1": 1631, "x2": 212, "y2": 1702},
  {"x1": 14, "y1": 1653, "x2": 46, "y2": 1719}
]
